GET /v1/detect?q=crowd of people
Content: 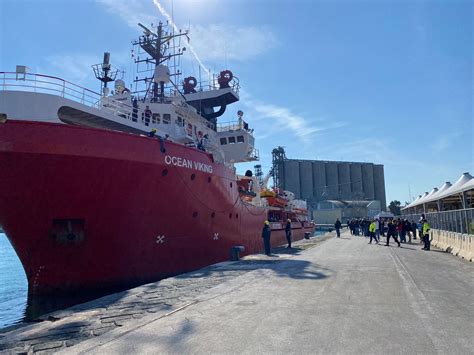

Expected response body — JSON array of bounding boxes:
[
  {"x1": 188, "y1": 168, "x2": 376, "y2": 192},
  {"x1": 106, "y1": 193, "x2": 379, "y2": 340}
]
[{"x1": 336, "y1": 216, "x2": 432, "y2": 250}]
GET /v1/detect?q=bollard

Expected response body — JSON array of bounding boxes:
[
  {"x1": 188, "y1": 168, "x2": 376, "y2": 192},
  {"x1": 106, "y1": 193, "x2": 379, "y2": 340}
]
[
  {"x1": 230, "y1": 246, "x2": 245, "y2": 261},
  {"x1": 458, "y1": 235, "x2": 467, "y2": 259},
  {"x1": 445, "y1": 232, "x2": 454, "y2": 253},
  {"x1": 468, "y1": 235, "x2": 473, "y2": 262}
]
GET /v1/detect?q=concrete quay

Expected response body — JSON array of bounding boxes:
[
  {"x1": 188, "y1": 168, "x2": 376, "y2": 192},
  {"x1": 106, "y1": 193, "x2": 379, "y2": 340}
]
[
  {"x1": 0, "y1": 235, "x2": 331, "y2": 354},
  {"x1": 1, "y1": 231, "x2": 473, "y2": 354}
]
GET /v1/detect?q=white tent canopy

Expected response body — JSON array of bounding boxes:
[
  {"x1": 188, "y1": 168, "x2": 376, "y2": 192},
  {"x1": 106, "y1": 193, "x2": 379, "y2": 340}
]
[
  {"x1": 405, "y1": 194, "x2": 423, "y2": 209},
  {"x1": 460, "y1": 178, "x2": 474, "y2": 193},
  {"x1": 374, "y1": 211, "x2": 394, "y2": 219},
  {"x1": 435, "y1": 172, "x2": 472, "y2": 201},
  {"x1": 423, "y1": 182, "x2": 452, "y2": 204},
  {"x1": 403, "y1": 172, "x2": 473, "y2": 211},
  {"x1": 419, "y1": 188, "x2": 438, "y2": 204}
]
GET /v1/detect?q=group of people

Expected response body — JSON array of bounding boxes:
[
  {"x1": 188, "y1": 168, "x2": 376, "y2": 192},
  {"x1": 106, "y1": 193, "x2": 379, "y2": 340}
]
[{"x1": 335, "y1": 216, "x2": 432, "y2": 250}]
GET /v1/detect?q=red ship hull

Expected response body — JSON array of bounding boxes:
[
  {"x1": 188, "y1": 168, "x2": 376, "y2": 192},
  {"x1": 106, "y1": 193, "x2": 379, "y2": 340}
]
[{"x1": 0, "y1": 120, "x2": 314, "y2": 295}]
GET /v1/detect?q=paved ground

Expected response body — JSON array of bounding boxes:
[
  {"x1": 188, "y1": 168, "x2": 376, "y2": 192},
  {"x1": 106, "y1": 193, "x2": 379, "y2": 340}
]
[
  {"x1": 0, "y1": 234, "x2": 331, "y2": 354},
  {"x1": 1, "y1": 231, "x2": 473, "y2": 354}
]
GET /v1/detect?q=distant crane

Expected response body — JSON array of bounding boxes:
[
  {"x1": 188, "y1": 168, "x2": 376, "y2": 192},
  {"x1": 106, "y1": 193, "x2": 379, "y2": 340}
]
[
  {"x1": 254, "y1": 164, "x2": 263, "y2": 185},
  {"x1": 271, "y1": 146, "x2": 286, "y2": 190}
]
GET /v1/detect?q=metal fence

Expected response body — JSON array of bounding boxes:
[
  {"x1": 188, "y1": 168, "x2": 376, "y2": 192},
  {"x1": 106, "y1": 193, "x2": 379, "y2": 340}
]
[{"x1": 402, "y1": 208, "x2": 474, "y2": 235}]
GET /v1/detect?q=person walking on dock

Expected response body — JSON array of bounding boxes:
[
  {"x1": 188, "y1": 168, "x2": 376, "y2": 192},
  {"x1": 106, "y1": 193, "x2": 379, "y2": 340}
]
[
  {"x1": 368, "y1": 220, "x2": 378, "y2": 244},
  {"x1": 422, "y1": 219, "x2": 431, "y2": 251},
  {"x1": 375, "y1": 218, "x2": 381, "y2": 241},
  {"x1": 405, "y1": 219, "x2": 412, "y2": 243},
  {"x1": 335, "y1": 218, "x2": 342, "y2": 238},
  {"x1": 285, "y1": 219, "x2": 292, "y2": 248},
  {"x1": 262, "y1": 220, "x2": 271, "y2": 255},
  {"x1": 411, "y1": 220, "x2": 417, "y2": 240},
  {"x1": 385, "y1": 219, "x2": 401, "y2": 247}
]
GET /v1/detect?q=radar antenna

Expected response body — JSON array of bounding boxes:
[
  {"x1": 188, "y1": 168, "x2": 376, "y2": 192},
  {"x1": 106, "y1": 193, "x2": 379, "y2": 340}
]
[
  {"x1": 92, "y1": 52, "x2": 119, "y2": 96},
  {"x1": 133, "y1": 22, "x2": 188, "y2": 102}
]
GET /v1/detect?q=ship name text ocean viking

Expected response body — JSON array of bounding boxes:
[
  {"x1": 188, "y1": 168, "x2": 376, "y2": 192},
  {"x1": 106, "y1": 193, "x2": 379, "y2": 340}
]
[{"x1": 164, "y1": 155, "x2": 213, "y2": 173}]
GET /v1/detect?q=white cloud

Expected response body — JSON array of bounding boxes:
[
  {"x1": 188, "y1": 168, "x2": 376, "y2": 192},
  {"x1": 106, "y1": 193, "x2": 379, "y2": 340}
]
[
  {"x1": 96, "y1": 0, "x2": 278, "y2": 64},
  {"x1": 44, "y1": 54, "x2": 99, "y2": 85},
  {"x1": 97, "y1": 0, "x2": 156, "y2": 28},
  {"x1": 244, "y1": 99, "x2": 347, "y2": 144},
  {"x1": 430, "y1": 131, "x2": 462, "y2": 152},
  {"x1": 189, "y1": 24, "x2": 278, "y2": 62}
]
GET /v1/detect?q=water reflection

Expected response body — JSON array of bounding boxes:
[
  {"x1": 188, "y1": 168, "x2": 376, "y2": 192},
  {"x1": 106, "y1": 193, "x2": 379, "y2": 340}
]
[
  {"x1": 0, "y1": 232, "x2": 28, "y2": 328},
  {"x1": 0, "y1": 233, "x2": 141, "y2": 329}
]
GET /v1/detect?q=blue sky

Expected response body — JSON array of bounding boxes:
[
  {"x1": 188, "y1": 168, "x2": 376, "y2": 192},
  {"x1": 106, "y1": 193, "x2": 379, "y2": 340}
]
[{"x1": 1, "y1": 0, "x2": 472, "y2": 205}]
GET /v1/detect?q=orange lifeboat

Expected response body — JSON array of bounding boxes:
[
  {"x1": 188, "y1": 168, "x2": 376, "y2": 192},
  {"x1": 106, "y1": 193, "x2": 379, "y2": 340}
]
[{"x1": 266, "y1": 196, "x2": 287, "y2": 208}]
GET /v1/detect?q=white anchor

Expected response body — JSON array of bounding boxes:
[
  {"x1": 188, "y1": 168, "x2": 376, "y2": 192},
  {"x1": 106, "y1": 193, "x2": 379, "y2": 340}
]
[
  {"x1": 156, "y1": 235, "x2": 165, "y2": 244},
  {"x1": 213, "y1": 233, "x2": 219, "y2": 240}
]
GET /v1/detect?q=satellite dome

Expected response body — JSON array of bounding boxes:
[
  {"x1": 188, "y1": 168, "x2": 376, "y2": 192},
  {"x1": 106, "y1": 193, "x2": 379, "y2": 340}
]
[{"x1": 154, "y1": 65, "x2": 170, "y2": 83}]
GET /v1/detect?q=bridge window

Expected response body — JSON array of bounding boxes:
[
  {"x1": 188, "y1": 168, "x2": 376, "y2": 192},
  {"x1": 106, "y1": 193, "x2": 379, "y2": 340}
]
[
  {"x1": 228, "y1": 136, "x2": 236, "y2": 144},
  {"x1": 176, "y1": 116, "x2": 183, "y2": 126},
  {"x1": 152, "y1": 113, "x2": 160, "y2": 124},
  {"x1": 163, "y1": 114, "x2": 171, "y2": 124},
  {"x1": 220, "y1": 137, "x2": 227, "y2": 145},
  {"x1": 237, "y1": 135, "x2": 244, "y2": 143}
]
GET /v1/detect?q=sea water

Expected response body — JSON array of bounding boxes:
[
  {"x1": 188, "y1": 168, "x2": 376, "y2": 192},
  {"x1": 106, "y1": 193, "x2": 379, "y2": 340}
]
[{"x1": 0, "y1": 232, "x2": 28, "y2": 328}]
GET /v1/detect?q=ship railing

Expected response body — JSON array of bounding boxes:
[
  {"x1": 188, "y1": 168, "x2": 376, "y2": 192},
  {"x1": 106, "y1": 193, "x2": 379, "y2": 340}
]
[
  {"x1": 248, "y1": 147, "x2": 259, "y2": 161},
  {"x1": 217, "y1": 119, "x2": 252, "y2": 133},
  {"x1": 183, "y1": 74, "x2": 240, "y2": 95},
  {"x1": 97, "y1": 96, "x2": 135, "y2": 119},
  {"x1": 0, "y1": 71, "x2": 154, "y2": 126},
  {"x1": 0, "y1": 71, "x2": 101, "y2": 107}
]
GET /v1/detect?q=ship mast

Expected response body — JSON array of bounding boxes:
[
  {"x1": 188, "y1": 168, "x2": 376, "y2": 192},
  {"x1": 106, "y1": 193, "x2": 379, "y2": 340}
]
[
  {"x1": 92, "y1": 52, "x2": 119, "y2": 96},
  {"x1": 133, "y1": 22, "x2": 188, "y2": 102}
]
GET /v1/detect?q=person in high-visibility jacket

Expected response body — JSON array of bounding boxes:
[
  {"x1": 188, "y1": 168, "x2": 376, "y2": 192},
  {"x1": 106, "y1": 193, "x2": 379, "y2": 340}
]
[
  {"x1": 368, "y1": 220, "x2": 378, "y2": 244},
  {"x1": 422, "y1": 219, "x2": 431, "y2": 251}
]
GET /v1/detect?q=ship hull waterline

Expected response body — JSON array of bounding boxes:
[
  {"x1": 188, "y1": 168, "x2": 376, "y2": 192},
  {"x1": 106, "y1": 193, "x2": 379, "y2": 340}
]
[{"x1": 0, "y1": 120, "x2": 314, "y2": 295}]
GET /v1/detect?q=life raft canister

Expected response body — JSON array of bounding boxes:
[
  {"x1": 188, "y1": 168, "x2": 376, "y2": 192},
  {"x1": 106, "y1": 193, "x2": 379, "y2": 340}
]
[
  {"x1": 183, "y1": 76, "x2": 197, "y2": 94},
  {"x1": 217, "y1": 70, "x2": 233, "y2": 88}
]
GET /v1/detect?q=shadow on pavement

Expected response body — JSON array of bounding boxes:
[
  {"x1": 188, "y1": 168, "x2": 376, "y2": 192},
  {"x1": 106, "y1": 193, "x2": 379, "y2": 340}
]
[{"x1": 176, "y1": 259, "x2": 331, "y2": 282}]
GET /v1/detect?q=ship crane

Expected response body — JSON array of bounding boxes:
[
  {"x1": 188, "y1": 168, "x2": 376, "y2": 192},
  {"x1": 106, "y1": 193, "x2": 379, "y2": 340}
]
[{"x1": 261, "y1": 169, "x2": 273, "y2": 189}]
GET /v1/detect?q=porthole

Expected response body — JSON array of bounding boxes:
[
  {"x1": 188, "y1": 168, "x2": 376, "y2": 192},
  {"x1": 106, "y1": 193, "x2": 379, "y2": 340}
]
[
  {"x1": 162, "y1": 169, "x2": 168, "y2": 176},
  {"x1": 236, "y1": 214, "x2": 239, "y2": 219},
  {"x1": 208, "y1": 177, "x2": 212, "y2": 183},
  {"x1": 191, "y1": 173, "x2": 196, "y2": 180},
  {"x1": 192, "y1": 212, "x2": 198, "y2": 218},
  {"x1": 211, "y1": 212, "x2": 215, "y2": 218},
  {"x1": 230, "y1": 182, "x2": 233, "y2": 188},
  {"x1": 229, "y1": 213, "x2": 232, "y2": 218}
]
